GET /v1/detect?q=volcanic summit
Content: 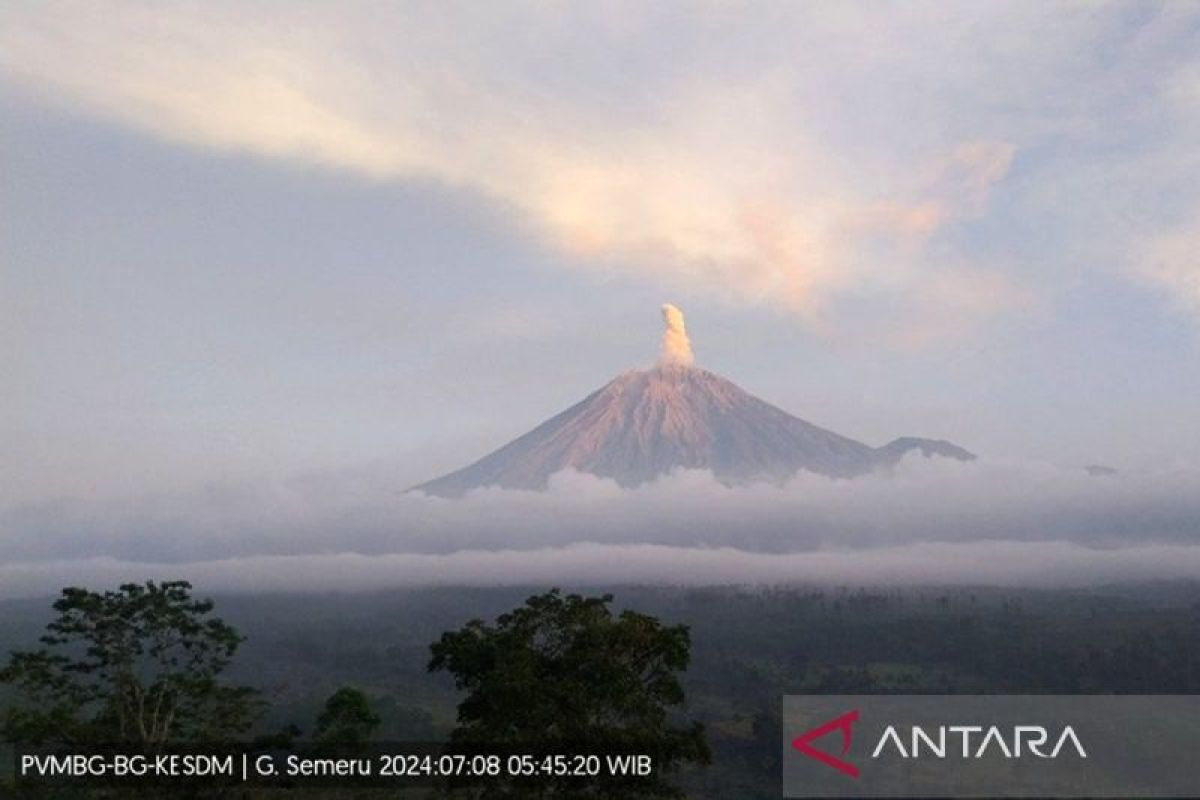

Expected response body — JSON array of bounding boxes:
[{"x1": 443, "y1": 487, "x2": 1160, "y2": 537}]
[{"x1": 414, "y1": 305, "x2": 972, "y2": 496}]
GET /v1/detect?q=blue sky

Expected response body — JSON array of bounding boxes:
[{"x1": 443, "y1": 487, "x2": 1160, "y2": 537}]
[{"x1": 4, "y1": 1, "x2": 1200, "y2": 509}]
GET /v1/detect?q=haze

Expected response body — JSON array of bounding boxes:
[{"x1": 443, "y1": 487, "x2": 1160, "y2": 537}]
[{"x1": 2, "y1": 3, "x2": 1200, "y2": 594}]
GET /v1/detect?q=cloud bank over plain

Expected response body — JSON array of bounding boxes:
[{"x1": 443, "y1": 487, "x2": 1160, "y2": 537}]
[
  {"x1": 4, "y1": 542, "x2": 1200, "y2": 602},
  {"x1": 3, "y1": 455, "x2": 1200, "y2": 597},
  {"x1": 3, "y1": 2, "x2": 1199, "y2": 341}
]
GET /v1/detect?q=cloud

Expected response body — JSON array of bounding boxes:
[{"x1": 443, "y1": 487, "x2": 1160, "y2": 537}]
[
  {"x1": 5, "y1": 3, "x2": 1200, "y2": 336},
  {"x1": 3, "y1": 541, "x2": 1200, "y2": 600},
  {"x1": 0, "y1": 2, "x2": 1048, "y2": 338},
  {"x1": 1138, "y1": 215, "x2": 1200, "y2": 317},
  {"x1": 2, "y1": 455, "x2": 1200, "y2": 597}
]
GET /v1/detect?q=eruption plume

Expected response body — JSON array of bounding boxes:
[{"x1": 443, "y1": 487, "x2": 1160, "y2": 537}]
[{"x1": 659, "y1": 303, "x2": 694, "y2": 367}]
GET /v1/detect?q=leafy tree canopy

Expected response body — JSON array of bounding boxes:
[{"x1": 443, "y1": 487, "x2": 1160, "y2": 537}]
[
  {"x1": 429, "y1": 589, "x2": 710, "y2": 797},
  {"x1": 313, "y1": 686, "x2": 381, "y2": 748},
  {"x1": 0, "y1": 580, "x2": 260, "y2": 748}
]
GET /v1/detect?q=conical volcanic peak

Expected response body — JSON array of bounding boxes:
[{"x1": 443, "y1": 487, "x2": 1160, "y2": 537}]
[{"x1": 413, "y1": 307, "x2": 973, "y2": 497}]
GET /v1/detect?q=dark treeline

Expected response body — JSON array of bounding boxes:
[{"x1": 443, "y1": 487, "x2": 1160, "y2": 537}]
[{"x1": 2, "y1": 582, "x2": 1199, "y2": 798}]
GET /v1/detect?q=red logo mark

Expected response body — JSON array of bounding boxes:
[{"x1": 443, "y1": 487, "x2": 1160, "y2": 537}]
[{"x1": 791, "y1": 709, "x2": 860, "y2": 778}]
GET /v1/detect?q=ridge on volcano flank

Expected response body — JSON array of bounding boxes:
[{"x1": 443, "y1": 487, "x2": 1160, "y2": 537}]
[{"x1": 414, "y1": 305, "x2": 973, "y2": 497}]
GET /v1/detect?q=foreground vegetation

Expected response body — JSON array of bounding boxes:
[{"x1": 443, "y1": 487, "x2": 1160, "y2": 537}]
[
  {"x1": 2, "y1": 581, "x2": 1198, "y2": 797},
  {"x1": 1, "y1": 583, "x2": 710, "y2": 798}
]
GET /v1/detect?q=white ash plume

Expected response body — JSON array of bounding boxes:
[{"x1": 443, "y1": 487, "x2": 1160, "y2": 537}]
[{"x1": 659, "y1": 303, "x2": 694, "y2": 366}]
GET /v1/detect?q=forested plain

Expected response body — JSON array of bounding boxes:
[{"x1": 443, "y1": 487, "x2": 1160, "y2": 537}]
[{"x1": 2, "y1": 582, "x2": 1199, "y2": 798}]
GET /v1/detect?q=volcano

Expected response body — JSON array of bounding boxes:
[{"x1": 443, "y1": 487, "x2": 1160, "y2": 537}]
[{"x1": 414, "y1": 306, "x2": 973, "y2": 497}]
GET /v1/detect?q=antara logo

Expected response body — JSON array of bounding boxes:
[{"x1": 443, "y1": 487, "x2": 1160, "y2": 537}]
[
  {"x1": 792, "y1": 711, "x2": 1088, "y2": 779},
  {"x1": 871, "y1": 725, "x2": 1087, "y2": 759},
  {"x1": 791, "y1": 710, "x2": 861, "y2": 778}
]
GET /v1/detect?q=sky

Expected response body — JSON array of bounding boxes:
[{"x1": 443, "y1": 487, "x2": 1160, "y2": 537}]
[{"x1": 3, "y1": 2, "x2": 1200, "y2": 593}]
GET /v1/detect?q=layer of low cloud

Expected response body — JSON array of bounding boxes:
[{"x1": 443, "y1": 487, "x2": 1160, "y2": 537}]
[
  {"x1": 2, "y1": 455, "x2": 1199, "y2": 597},
  {"x1": 9, "y1": 3, "x2": 1199, "y2": 340},
  {"x1": 4, "y1": 541, "x2": 1200, "y2": 601}
]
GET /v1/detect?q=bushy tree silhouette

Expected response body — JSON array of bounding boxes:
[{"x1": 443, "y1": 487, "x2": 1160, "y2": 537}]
[
  {"x1": 429, "y1": 588, "x2": 710, "y2": 797},
  {"x1": 1, "y1": 581, "x2": 260, "y2": 748},
  {"x1": 313, "y1": 686, "x2": 381, "y2": 748}
]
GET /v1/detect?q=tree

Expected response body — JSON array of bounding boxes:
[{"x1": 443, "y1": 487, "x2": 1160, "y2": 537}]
[
  {"x1": 0, "y1": 581, "x2": 261, "y2": 748},
  {"x1": 429, "y1": 589, "x2": 710, "y2": 798},
  {"x1": 313, "y1": 686, "x2": 381, "y2": 747}
]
